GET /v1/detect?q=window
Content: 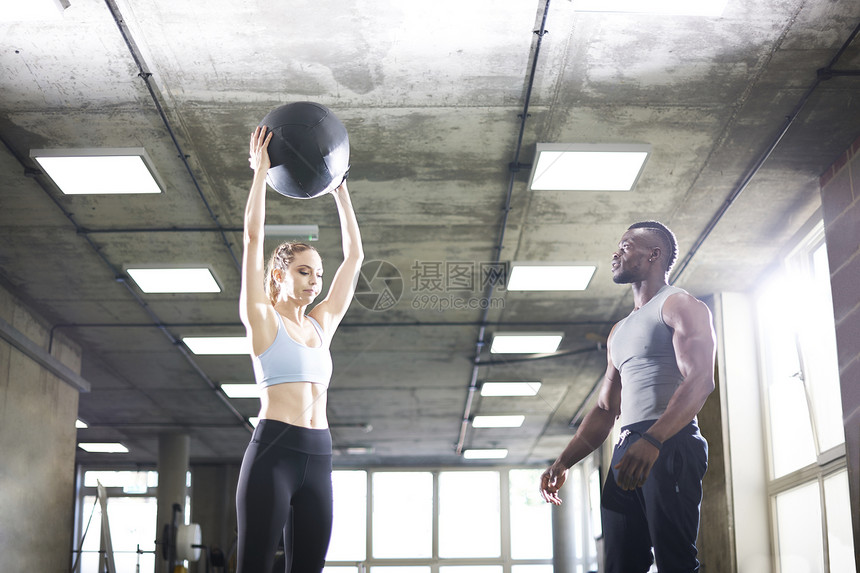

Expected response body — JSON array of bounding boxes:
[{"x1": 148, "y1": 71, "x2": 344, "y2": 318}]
[
  {"x1": 439, "y1": 471, "x2": 500, "y2": 557},
  {"x1": 757, "y1": 224, "x2": 845, "y2": 476},
  {"x1": 756, "y1": 221, "x2": 855, "y2": 573},
  {"x1": 372, "y1": 472, "x2": 434, "y2": 559},
  {"x1": 326, "y1": 468, "x2": 559, "y2": 572},
  {"x1": 74, "y1": 470, "x2": 161, "y2": 573},
  {"x1": 509, "y1": 469, "x2": 552, "y2": 559}
]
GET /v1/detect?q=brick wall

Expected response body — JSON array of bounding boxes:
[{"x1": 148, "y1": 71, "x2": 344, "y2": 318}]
[{"x1": 819, "y1": 133, "x2": 860, "y2": 569}]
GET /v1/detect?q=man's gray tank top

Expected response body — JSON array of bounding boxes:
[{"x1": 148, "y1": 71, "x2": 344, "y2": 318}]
[{"x1": 610, "y1": 284, "x2": 687, "y2": 427}]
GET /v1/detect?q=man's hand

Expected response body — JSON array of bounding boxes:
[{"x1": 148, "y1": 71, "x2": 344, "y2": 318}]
[
  {"x1": 539, "y1": 462, "x2": 569, "y2": 505},
  {"x1": 613, "y1": 438, "x2": 660, "y2": 490}
]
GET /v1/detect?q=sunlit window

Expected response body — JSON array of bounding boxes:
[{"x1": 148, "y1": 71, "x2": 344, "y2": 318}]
[
  {"x1": 756, "y1": 221, "x2": 854, "y2": 573},
  {"x1": 823, "y1": 470, "x2": 856, "y2": 572},
  {"x1": 322, "y1": 467, "x2": 561, "y2": 571},
  {"x1": 509, "y1": 469, "x2": 552, "y2": 559},
  {"x1": 756, "y1": 224, "x2": 845, "y2": 478},
  {"x1": 372, "y1": 472, "x2": 433, "y2": 558},
  {"x1": 439, "y1": 471, "x2": 501, "y2": 558},
  {"x1": 78, "y1": 495, "x2": 157, "y2": 573},
  {"x1": 328, "y1": 471, "x2": 367, "y2": 561},
  {"x1": 439, "y1": 566, "x2": 503, "y2": 573},
  {"x1": 775, "y1": 482, "x2": 824, "y2": 571}
]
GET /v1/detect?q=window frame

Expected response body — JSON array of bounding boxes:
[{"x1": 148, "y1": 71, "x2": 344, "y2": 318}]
[{"x1": 754, "y1": 219, "x2": 851, "y2": 573}]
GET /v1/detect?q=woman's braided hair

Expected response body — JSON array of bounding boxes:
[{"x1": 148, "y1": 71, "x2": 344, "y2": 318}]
[{"x1": 265, "y1": 242, "x2": 318, "y2": 306}]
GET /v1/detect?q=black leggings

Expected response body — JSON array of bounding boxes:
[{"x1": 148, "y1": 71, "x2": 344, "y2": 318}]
[{"x1": 236, "y1": 420, "x2": 333, "y2": 573}]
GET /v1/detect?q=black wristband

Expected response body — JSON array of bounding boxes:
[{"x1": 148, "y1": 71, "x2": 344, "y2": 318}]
[{"x1": 641, "y1": 432, "x2": 662, "y2": 451}]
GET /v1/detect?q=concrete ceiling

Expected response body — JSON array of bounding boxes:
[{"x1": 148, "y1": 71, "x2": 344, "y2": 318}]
[{"x1": 1, "y1": 0, "x2": 858, "y2": 467}]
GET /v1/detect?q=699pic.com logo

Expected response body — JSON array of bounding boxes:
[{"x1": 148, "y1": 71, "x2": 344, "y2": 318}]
[{"x1": 353, "y1": 260, "x2": 403, "y2": 311}]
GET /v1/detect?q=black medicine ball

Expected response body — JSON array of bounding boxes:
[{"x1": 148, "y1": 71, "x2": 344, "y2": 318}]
[{"x1": 258, "y1": 102, "x2": 349, "y2": 199}]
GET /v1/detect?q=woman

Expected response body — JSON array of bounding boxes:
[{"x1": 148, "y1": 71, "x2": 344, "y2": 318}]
[{"x1": 236, "y1": 125, "x2": 364, "y2": 572}]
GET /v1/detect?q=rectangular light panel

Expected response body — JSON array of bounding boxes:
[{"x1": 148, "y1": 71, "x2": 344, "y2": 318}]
[
  {"x1": 76, "y1": 419, "x2": 88, "y2": 429},
  {"x1": 78, "y1": 442, "x2": 129, "y2": 453},
  {"x1": 30, "y1": 148, "x2": 164, "y2": 194},
  {"x1": 183, "y1": 336, "x2": 250, "y2": 355},
  {"x1": 221, "y1": 383, "x2": 260, "y2": 398},
  {"x1": 480, "y1": 382, "x2": 541, "y2": 397},
  {"x1": 490, "y1": 332, "x2": 563, "y2": 354},
  {"x1": 572, "y1": 0, "x2": 728, "y2": 16},
  {"x1": 463, "y1": 449, "x2": 509, "y2": 460},
  {"x1": 472, "y1": 415, "x2": 525, "y2": 428},
  {"x1": 529, "y1": 143, "x2": 650, "y2": 191},
  {"x1": 127, "y1": 268, "x2": 221, "y2": 294},
  {"x1": 508, "y1": 264, "x2": 596, "y2": 291}
]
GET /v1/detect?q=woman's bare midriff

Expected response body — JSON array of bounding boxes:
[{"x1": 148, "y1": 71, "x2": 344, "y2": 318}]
[{"x1": 259, "y1": 382, "x2": 328, "y2": 429}]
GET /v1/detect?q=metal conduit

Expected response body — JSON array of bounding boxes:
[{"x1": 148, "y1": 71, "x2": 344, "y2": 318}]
[
  {"x1": 671, "y1": 20, "x2": 860, "y2": 283},
  {"x1": 103, "y1": 0, "x2": 241, "y2": 272},
  {"x1": 455, "y1": 0, "x2": 553, "y2": 455}
]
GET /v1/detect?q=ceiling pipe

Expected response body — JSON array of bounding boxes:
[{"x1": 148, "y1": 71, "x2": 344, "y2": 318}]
[
  {"x1": 102, "y1": 0, "x2": 241, "y2": 272},
  {"x1": 0, "y1": 134, "x2": 253, "y2": 433},
  {"x1": 671, "y1": 20, "x2": 860, "y2": 283},
  {"x1": 455, "y1": 0, "x2": 552, "y2": 456}
]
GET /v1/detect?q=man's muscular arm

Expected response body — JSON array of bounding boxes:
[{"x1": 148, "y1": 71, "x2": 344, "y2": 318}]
[{"x1": 540, "y1": 331, "x2": 621, "y2": 505}]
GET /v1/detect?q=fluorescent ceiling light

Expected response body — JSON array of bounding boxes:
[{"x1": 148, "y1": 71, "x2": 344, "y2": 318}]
[
  {"x1": 490, "y1": 332, "x2": 563, "y2": 354},
  {"x1": 249, "y1": 417, "x2": 260, "y2": 428},
  {"x1": 183, "y1": 336, "x2": 249, "y2": 355},
  {"x1": 472, "y1": 415, "x2": 525, "y2": 428},
  {"x1": 344, "y1": 447, "x2": 375, "y2": 455},
  {"x1": 78, "y1": 442, "x2": 129, "y2": 453},
  {"x1": 572, "y1": 0, "x2": 728, "y2": 16},
  {"x1": 480, "y1": 382, "x2": 541, "y2": 397},
  {"x1": 126, "y1": 268, "x2": 221, "y2": 294},
  {"x1": 463, "y1": 448, "x2": 509, "y2": 460},
  {"x1": 76, "y1": 419, "x2": 88, "y2": 429},
  {"x1": 30, "y1": 148, "x2": 164, "y2": 195},
  {"x1": 509, "y1": 264, "x2": 596, "y2": 291},
  {"x1": 529, "y1": 143, "x2": 650, "y2": 191},
  {"x1": 0, "y1": 0, "x2": 69, "y2": 21},
  {"x1": 221, "y1": 383, "x2": 260, "y2": 398},
  {"x1": 265, "y1": 225, "x2": 320, "y2": 241}
]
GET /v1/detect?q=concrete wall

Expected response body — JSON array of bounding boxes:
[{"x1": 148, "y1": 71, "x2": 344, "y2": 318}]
[
  {"x1": 819, "y1": 134, "x2": 860, "y2": 572},
  {"x1": 0, "y1": 285, "x2": 81, "y2": 572},
  {"x1": 696, "y1": 356, "x2": 732, "y2": 573}
]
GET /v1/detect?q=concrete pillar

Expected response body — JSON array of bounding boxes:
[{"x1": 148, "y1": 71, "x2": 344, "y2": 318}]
[
  {"x1": 156, "y1": 432, "x2": 190, "y2": 573},
  {"x1": 551, "y1": 489, "x2": 579, "y2": 573},
  {"x1": 0, "y1": 286, "x2": 81, "y2": 573},
  {"x1": 189, "y1": 464, "x2": 240, "y2": 573}
]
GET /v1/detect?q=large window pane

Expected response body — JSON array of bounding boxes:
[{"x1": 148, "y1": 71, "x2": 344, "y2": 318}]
[
  {"x1": 439, "y1": 471, "x2": 501, "y2": 557},
  {"x1": 83, "y1": 470, "x2": 157, "y2": 492},
  {"x1": 79, "y1": 495, "x2": 157, "y2": 573},
  {"x1": 328, "y1": 471, "x2": 367, "y2": 561},
  {"x1": 372, "y1": 472, "x2": 433, "y2": 558},
  {"x1": 509, "y1": 469, "x2": 552, "y2": 559},
  {"x1": 757, "y1": 280, "x2": 817, "y2": 477},
  {"x1": 439, "y1": 566, "x2": 502, "y2": 573},
  {"x1": 370, "y1": 565, "x2": 430, "y2": 573},
  {"x1": 774, "y1": 482, "x2": 824, "y2": 573},
  {"x1": 824, "y1": 470, "x2": 857, "y2": 572},
  {"x1": 512, "y1": 566, "x2": 554, "y2": 573},
  {"x1": 803, "y1": 244, "x2": 845, "y2": 452}
]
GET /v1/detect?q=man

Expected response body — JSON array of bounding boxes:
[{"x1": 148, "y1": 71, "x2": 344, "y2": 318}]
[{"x1": 539, "y1": 221, "x2": 716, "y2": 573}]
